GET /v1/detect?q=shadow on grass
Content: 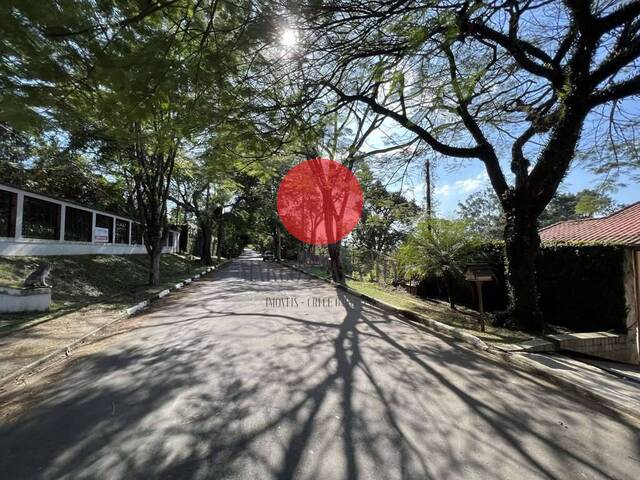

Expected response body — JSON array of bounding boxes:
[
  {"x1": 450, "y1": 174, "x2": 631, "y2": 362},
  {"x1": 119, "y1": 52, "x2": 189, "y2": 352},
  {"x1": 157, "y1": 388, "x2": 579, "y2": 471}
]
[
  {"x1": 288, "y1": 262, "x2": 529, "y2": 344},
  {"x1": 0, "y1": 254, "x2": 214, "y2": 328}
]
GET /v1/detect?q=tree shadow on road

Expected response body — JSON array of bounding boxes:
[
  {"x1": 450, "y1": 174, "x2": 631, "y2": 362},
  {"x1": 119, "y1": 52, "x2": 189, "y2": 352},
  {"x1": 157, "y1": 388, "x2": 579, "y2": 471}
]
[{"x1": 0, "y1": 259, "x2": 638, "y2": 479}]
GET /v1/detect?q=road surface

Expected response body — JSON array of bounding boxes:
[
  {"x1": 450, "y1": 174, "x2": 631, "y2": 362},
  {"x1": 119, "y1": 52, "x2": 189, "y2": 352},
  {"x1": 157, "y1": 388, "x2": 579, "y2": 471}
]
[{"x1": 0, "y1": 251, "x2": 639, "y2": 479}]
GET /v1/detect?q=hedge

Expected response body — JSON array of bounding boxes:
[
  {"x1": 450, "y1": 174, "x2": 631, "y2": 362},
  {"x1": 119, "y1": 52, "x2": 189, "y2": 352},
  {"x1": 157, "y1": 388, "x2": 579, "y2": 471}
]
[
  {"x1": 537, "y1": 243, "x2": 627, "y2": 332},
  {"x1": 415, "y1": 242, "x2": 628, "y2": 332}
]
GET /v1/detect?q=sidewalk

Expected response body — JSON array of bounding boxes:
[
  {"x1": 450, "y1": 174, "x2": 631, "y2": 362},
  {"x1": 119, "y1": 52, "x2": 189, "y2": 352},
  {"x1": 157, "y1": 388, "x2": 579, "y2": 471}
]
[
  {"x1": 490, "y1": 350, "x2": 640, "y2": 419},
  {"x1": 0, "y1": 303, "x2": 125, "y2": 382},
  {"x1": 286, "y1": 261, "x2": 640, "y2": 420},
  {"x1": 0, "y1": 263, "x2": 226, "y2": 386}
]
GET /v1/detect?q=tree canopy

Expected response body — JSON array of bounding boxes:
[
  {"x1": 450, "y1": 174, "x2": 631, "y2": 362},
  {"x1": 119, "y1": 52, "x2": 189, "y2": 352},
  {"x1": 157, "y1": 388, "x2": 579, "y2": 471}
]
[{"x1": 0, "y1": 1, "x2": 638, "y2": 323}]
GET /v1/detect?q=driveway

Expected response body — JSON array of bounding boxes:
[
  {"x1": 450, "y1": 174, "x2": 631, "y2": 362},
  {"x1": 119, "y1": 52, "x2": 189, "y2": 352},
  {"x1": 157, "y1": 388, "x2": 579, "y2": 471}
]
[{"x1": 0, "y1": 251, "x2": 638, "y2": 479}]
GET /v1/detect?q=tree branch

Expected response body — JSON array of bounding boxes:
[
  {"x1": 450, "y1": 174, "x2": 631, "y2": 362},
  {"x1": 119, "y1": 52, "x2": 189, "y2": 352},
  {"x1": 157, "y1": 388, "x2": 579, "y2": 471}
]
[
  {"x1": 458, "y1": 18, "x2": 562, "y2": 88},
  {"x1": 321, "y1": 82, "x2": 484, "y2": 159},
  {"x1": 588, "y1": 75, "x2": 640, "y2": 106}
]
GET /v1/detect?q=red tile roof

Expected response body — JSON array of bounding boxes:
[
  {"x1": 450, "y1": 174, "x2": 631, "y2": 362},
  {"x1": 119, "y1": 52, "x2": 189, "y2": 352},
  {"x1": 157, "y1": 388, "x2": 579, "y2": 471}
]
[{"x1": 539, "y1": 202, "x2": 640, "y2": 246}]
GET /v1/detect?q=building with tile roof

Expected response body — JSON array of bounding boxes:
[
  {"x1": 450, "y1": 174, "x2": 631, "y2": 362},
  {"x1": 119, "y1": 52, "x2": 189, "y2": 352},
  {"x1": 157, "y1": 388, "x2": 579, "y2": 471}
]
[
  {"x1": 539, "y1": 202, "x2": 640, "y2": 246},
  {"x1": 539, "y1": 202, "x2": 640, "y2": 364}
]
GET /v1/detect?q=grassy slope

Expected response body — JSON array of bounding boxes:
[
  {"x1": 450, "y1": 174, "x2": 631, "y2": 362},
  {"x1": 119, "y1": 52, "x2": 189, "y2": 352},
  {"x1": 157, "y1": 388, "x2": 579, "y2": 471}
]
[
  {"x1": 346, "y1": 280, "x2": 530, "y2": 344},
  {"x1": 0, "y1": 254, "x2": 204, "y2": 324},
  {"x1": 298, "y1": 265, "x2": 529, "y2": 344}
]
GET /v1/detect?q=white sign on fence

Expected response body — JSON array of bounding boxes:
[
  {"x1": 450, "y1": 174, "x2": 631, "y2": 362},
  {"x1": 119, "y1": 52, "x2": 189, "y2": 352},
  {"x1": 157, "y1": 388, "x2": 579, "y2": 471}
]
[{"x1": 94, "y1": 227, "x2": 109, "y2": 243}]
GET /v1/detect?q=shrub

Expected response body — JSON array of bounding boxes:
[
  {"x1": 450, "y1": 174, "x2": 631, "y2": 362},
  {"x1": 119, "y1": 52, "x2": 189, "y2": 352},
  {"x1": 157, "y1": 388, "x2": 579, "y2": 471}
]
[
  {"x1": 537, "y1": 243, "x2": 627, "y2": 332},
  {"x1": 415, "y1": 241, "x2": 628, "y2": 332}
]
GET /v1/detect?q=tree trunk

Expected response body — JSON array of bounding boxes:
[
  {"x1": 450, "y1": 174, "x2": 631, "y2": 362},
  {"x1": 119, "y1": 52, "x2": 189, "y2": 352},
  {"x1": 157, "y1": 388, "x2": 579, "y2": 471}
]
[
  {"x1": 328, "y1": 242, "x2": 345, "y2": 283},
  {"x1": 149, "y1": 247, "x2": 162, "y2": 287},
  {"x1": 274, "y1": 222, "x2": 282, "y2": 261},
  {"x1": 425, "y1": 156, "x2": 432, "y2": 219},
  {"x1": 503, "y1": 208, "x2": 544, "y2": 331},
  {"x1": 200, "y1": 222, "x2": 213, "y2": 266}
]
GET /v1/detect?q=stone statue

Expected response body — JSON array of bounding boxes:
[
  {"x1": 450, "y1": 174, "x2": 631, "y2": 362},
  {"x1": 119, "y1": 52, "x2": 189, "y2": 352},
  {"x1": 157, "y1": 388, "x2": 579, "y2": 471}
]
[{"x1": 23, "y1": 263, "x2": 52, "y2": 288}]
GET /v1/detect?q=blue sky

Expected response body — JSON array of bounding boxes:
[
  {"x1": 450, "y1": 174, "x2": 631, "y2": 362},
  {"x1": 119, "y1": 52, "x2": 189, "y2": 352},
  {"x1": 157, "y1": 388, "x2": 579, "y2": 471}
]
[
  {"x1": 371, "y1": 152, "x2": 639, "y2": 219},
  {"x1": 409, "y1": 162, "x2": 640, "y2": 218},
  {"x1": 364, "y1": 118, "x2": 639, "y2": 218}
]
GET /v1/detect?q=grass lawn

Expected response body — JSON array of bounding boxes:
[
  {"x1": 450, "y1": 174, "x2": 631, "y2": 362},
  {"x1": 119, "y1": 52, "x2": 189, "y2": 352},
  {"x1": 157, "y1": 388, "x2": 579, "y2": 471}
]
[
  {"x1": 346, "y1": 280, "x2": 531, "y2": 344},
  {"x1": 292, "y1": 263, "x2": 530, "y2": 344},
  {"x1": 0, "y1": 254, "x2": 215, "y2": 330}
]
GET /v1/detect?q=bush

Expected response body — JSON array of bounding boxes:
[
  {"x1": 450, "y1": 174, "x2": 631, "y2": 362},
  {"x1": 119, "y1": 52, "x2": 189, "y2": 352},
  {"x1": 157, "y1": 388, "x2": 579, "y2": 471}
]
[
  {"x1": 415, "y1": 242, "x2": 628, "y2": 332},
  {"x1": 537, "y1": 243, "x2": 627, "y2": 332}
]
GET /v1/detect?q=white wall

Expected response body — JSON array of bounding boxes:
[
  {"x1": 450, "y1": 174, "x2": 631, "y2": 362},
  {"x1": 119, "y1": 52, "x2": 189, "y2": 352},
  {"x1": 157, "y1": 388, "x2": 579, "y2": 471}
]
[
  {"x1": 0, "y1": 286, "x2": 51, "y2": 313},
  {"x1": 0, "y1": 184, "x2": 180, "y2": 257},
  {"x1": 0, "y1": 240, "x2": 179, "y2": 256}
]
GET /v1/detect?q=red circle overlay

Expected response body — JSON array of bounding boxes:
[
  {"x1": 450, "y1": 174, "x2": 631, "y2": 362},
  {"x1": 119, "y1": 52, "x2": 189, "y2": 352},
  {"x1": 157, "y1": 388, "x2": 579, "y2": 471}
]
[{"x1": 277, "y1": 158, "x2": 363, "y2": 245}]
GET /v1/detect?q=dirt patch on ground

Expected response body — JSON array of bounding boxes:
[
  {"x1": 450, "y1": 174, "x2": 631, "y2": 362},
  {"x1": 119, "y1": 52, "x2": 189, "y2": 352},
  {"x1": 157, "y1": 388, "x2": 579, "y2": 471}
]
[{"x1": 0, "y1": 304, "x2": 156, "y2": 423}]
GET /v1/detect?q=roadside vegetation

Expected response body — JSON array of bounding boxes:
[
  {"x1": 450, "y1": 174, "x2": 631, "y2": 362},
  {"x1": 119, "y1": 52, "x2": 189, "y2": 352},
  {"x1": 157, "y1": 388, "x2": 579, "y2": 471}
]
[
  {"x1": 1, "y1": 1, "x2": 639, "y2": 332},
  {"x1": 0, "y1": 254, "x2": 207, "y2": 329},
  {"x1": 294, "y1": 262, "x2": 530, "y2": 344},
  {"x1": 346, "y1": 280, "x2": 530, "y2": 345}
]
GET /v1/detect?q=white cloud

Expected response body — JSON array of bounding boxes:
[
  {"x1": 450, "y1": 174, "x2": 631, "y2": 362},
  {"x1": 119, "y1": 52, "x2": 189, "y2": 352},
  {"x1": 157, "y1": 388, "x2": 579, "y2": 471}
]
[
  {"x1": 434, "y1": 184, "x2": 451, "y2": 197},
  {"x1": 411, "y1": 182, "x2": 425, "y2": 199},
  {"x1": 453, "y1": 171, "x2": 488, "y2": 193}
]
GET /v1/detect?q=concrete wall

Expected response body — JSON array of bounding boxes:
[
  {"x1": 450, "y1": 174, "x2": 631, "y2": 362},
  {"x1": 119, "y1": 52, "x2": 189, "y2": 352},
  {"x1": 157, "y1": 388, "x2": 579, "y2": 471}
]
[
  {"x1": 0, "y1": 184, "x2": 179, "y2": 257},
  {"x1": 547, "y1": 332, "x2": 631, "y2": 363},
  {"x1": 0, "y1": 286, "x2": 51, "y2": 313}
]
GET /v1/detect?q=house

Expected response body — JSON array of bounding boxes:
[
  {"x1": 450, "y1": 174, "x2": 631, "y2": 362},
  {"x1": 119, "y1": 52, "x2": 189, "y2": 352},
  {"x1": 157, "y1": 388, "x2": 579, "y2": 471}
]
[
  {"x1": 539, "y1": 202, "x2": 640, "y2": 364},
  {"x1": 0, "y1": 182, "x2": 180, "y2": 256}
]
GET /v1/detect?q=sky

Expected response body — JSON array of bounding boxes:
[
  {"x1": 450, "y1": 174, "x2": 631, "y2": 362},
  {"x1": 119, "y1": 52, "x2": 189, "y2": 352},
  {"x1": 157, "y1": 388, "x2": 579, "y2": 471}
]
[
  {"x1": 362, "y1": 119, "x2": 639, "y2": 219},
  {"x1": 409, "y1": 162, "x2": 639, "y2": 218},
  {"x1": 283, "y1": 8, "x2": 640, "y2": 220}
]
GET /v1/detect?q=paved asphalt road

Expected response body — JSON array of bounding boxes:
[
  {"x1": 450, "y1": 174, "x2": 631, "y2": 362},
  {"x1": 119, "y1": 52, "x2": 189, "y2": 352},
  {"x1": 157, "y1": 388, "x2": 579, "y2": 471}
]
[{"x1": 1, "y1": 251, "x2": 639, "y2": 479}]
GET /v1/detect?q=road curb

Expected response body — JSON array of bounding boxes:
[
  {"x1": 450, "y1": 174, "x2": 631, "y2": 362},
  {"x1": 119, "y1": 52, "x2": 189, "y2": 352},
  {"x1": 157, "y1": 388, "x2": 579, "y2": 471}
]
[
  {"x1": 282, "y1": 261, "x2": 640, "y2": 421},
  {"x1": 282, "y1": 262, "x2": 489, "y2": 352},
  {"x1": 0, "y1": 259, "x2": 232, "y2": 388},
  {"x1": 484, "y1": 348, "x2": 640, "y2": 420}
]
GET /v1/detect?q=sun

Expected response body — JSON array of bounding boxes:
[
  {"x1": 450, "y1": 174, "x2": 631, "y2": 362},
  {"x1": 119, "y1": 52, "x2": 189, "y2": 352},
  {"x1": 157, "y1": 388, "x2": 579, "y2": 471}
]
[{"x1": 280, "y1": 28, "x2": 297, "y2": 48}]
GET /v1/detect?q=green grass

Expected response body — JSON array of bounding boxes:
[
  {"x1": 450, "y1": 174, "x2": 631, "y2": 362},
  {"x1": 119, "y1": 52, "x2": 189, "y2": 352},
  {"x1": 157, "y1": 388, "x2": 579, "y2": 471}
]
[
  {"x1": 0, "y1": 254, "x2": 212, "y2": 327},
  {"x1": 294, "y1": 260, "x2": 530, "y2": 344},
  {"x1": 305, "y1": 265, "x2": 331, "y2": 279},
  {"x1": 345, "y1": 279, "x2": 531, "y2": 344}
]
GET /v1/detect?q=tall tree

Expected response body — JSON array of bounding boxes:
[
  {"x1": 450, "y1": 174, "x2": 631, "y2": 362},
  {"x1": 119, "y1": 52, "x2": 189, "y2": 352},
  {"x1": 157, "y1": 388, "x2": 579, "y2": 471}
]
[
  {"x1": 351, "y1": 165, "x2": 419, "y2": 253},
  {"x1": 0, "y1": 123, "x2": 34, "y2": 186},
  {"x1": 1, "y1": 0, "x2": 263, "y2": 285},
  {"x1": 299, "y1": 101, "x2": 419, "y2": 282},
  {"x1": 457, "y1": 186, "x2": 505, "y2": 240},
  {"x1": 574, "y1": 189, "x2": 616, "y2": 218},
  {"x1": 460, "y1": 186, "x2": 618, "y2": 235},
  {"x1": 299, "y1": 0, "x2": 640, "y2": 329},
  {"x1": 172, "y1": 158, "x2": 228, "y2": 265}
]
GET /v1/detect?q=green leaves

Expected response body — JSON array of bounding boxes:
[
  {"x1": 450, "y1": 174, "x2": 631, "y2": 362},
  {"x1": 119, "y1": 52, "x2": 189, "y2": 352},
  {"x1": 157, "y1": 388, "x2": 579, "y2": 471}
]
[{"x1": 398, "y1": 217, "x2": 482, "y2": 280}]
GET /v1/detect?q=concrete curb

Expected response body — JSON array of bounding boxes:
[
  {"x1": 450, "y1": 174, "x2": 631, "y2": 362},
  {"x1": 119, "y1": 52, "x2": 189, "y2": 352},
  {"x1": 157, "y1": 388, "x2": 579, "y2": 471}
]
[
  {"x1": 122, "y1": 261, "x2": 232, "y2": 319},
  {"x1": 282, "y1": 261, "x2": 640, "y2": 421},
  {"x1": 0, "y1": 259, "x2": 233, "y2": 388},
  {"x1": 282, "y1": 262, "x2": 488, "y2": 352},
  {"x1": 484, "y1": 349, "x2": 640, "y2": 421}
]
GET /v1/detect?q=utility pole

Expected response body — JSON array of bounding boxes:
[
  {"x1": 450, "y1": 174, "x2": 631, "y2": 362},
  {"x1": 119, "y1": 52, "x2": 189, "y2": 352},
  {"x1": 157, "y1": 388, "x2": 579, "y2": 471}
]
[
  {"x1": 425, "y1": 156, "x2": 432, "y2": 219},
  {"x1": 425, "y1": 157, "x2": 433, "y2": 233}
]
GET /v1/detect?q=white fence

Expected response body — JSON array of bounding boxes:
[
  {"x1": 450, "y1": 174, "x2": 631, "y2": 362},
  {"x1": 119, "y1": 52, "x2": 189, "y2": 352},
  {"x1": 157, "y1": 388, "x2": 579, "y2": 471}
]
[{"x1": 0, "y1": 183, "x2": 179, "y2": 257}]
